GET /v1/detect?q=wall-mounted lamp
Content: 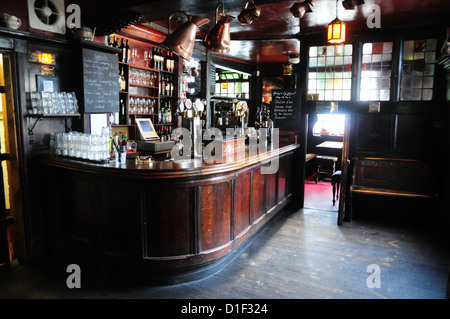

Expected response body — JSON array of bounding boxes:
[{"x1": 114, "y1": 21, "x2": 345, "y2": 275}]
[
  {"x1": 290, "y1": 0, "x2": 314, "y2": 19},
  {"x1": 327, "y1": 0, "x2": 346, "y2": 44},
  {"x1": 191, "y1": 67, "x2": 199, "y2": 77},
  {"x1": 283, "y1": 63, "x2": 293, "y2": 76},
  {"x1": 161, "y1": 11, "x2": 209, "y2": 60},
  {"x1": 238, "y1": 0, "x2": 261, "y2": 25},
  {"x1": 342, "y1": 0, "x2": 364, "y2": 10},
  {"x1": 204, "y1": 2, "x2": 234, "y2": 53}
]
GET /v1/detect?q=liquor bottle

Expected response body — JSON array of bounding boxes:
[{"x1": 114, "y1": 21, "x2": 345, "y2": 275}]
[
  {"x1": 125, "y1": 40, "x2": 131, "y2": 63},
  {"x1": 167, "y1": 101, "x2": 172, "y2": 123},
  {"x1": 168, "y1": 75, "x2": 173, "y2": 96},
  {"x1": 120, "y1": 99, "x2": 126, "y2": 124},
  {"x1": 156, "y1": 48, "x2": 160, "y2": 70},
  {"x1": 171, "y1": 52, "x2": 175, "y2": 72},
  {"x1": 165, "y1": 51, "x2": 170, "y2": 72},
  {"x1": 118, "y1": 66, "x2": 123, "y2": 90},
  {"x1": 112, "y1": 36, "x2": 118, "y2": 48},
  {"x1": 151, "y1": 47, "x2": 156, "y2": 69},
  {"x1": 120, "y1": 68, "x2": 126, "y2": 91},
  {"x1": 158, "y1": 48, "x2": 163, "y2": 70},
  {"x1": 118, "y1": 38, "x2": 124, "y2": 62},
  {"x1": 160, "y1": 74, "x2": 166, "y2": 96},
  {"x1": 158, "y1": 105, "x2": 162, "y2": 123},
  {"x1": 154, "y1": 48, "x2": 159, "y2": 69},
  {"x1": 161, "y1": 127, "x2": 165, "y2": 141}
]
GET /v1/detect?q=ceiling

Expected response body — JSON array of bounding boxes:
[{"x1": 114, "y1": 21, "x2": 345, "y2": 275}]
[{"x1": 78, "y1": 0, "x2": 450, "y2": 65}]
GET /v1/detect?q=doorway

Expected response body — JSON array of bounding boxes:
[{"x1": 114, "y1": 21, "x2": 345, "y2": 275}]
[
  {"x1": 303, "y1": 113, "x2": 348, "y2": 213},
  {"x1": 0, "y1": 51, "x2": 25, "y2": 267}
]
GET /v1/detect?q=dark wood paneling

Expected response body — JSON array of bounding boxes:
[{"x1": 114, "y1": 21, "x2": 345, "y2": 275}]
[
  {"x1": 65, "y1": 174, "x2": 99, "y2": 244},
  {"x1": 200, "y1": 182, "x2": 232, "y2": 252},
  {"x1": 144, "y1": 186, "x2": 192, "y2": 257},
  {"x1": 265, "y1": 168, "x2": 277, "y2": 212},
  {"x1": 99, "y1": 180, "x2": 142, "y2": 257},
  {"x1": 355, "y1": 114, "x2": 393, "y2": 154},
  {"x1": 395, "y1": 114, "x2": 430, "y2": 156},
  {"x1": 233, "y1": 171, "x2": 251, "y2": 237},
  {"x1": 251, "y1": 167, "x2": 265, "y2": 222},
  {"x1": 277, "y1": 153, "x2": 292, "y2": 203}
]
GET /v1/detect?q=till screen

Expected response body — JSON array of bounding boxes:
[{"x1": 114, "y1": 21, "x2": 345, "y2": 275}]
[{"x1": 140, "y1": 121, "x2": 153, "y2": 132}]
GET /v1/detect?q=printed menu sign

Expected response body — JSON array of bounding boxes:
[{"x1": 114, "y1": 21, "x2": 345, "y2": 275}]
[
  {"x1": 271, "y1": 89, "x2": 301, "y2": 130},
  {"x1": 82, "y1": 48, "x2": 119, "y2": 113}
]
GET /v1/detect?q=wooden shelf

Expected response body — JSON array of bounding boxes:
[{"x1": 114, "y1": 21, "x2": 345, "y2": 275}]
[
  {"x1": 112, "y1": 124, "x2": 134, "y2": 127},
  {"x1": 128, "y1": 83, "x2": 159, "y2": 89},
  {"x1": 26, "y1": 113, "x2": 81, "y2": 118},
  {"x1": 120, "y1": 61, "x2": 161, "y2": 73},
  {"x1": 129, "y1": 94, "x2": 158, "y2": 99}
]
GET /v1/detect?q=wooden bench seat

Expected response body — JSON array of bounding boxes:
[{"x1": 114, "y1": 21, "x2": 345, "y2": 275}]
[
  {"x1": 346, "y1": 157, "x2": 437, "y2": 222},
  {"x1": 306, "y1": 153, "x2": 318, "y2": 162}
]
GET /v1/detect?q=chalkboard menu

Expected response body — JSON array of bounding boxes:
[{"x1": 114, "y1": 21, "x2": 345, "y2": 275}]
[
  {"x1": 271, "y1": 89, "x2": 301, "y2": 131},
  {"x1": 82, "y1": 48, "x2": 119, "y2": 113}
]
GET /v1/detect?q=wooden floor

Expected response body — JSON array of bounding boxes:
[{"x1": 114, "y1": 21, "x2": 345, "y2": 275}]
[{"x1": 0, "y1": 208, "x2": 449, "y2": 300}]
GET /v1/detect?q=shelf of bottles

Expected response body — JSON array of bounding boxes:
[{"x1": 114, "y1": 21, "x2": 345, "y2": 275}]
[{"x1": 109, "y1": 34, "x2": 178, "y2": 138}]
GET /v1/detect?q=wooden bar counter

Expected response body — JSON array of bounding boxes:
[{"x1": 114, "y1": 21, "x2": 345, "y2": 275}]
[{"x1": 38, "y1": 142, "x2": 300, "y2": 284}]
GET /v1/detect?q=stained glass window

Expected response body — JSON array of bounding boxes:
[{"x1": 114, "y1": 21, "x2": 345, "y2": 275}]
[
  {"x1": 308, "y1": 44, "x2": 353, "y2": 101},
  {"x1": 400, "y1": 39, "x2": 437, "y2": 101},
  {"x1": 360, "y1": 42, "x2": 393, "y2": 101}
]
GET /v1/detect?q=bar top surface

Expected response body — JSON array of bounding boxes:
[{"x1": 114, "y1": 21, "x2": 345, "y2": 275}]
[{"x1": 41, "y1": 142, "x2": 300, "y2": 179}]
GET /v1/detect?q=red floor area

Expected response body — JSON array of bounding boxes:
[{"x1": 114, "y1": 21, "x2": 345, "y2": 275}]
[{"x1": 304, "y1": 177, "x2": 338, "y2": 212}]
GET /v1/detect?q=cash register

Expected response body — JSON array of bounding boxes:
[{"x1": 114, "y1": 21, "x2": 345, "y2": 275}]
[{"x1": 135, "y1": 118, "x2": 175, "y2": 153}]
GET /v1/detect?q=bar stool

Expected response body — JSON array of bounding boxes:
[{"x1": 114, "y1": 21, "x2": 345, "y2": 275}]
[
  {"x1": 316, "y1": 155, "x2": 338, "y2": 183},
  {"x1": 332, "y1": 170, "x2": 341, "y2": 205}
]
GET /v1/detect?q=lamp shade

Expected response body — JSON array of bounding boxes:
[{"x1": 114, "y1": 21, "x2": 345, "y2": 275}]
[
  {"x1": 290, "y1": 0, "x2": 314, "y2": 18},
  {"x1": 204, "y1": 2, "x2": 234, "y2": 53},
  {"x1": 327, "y1": 18, "x2": 346, "y2": 44},
  {"x1": 342, "y1": 0, "x2": 364, "y2": 10},
  {"x1": 162, "y1": 11, "x2": 209, "y2": 60}
]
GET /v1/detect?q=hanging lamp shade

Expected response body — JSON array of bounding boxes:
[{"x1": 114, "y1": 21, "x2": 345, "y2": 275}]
[
  {"x1": 290, "y1": 0, "x2": 314, "y2": 18},
  {"x1": 327, "y1": 17, "x2": 346, "y2": 44},
  {"x1": 161, "y1": 11, "x2": 209, "y2": 60},
  {"x1": 204, "y1": 2, "x2": 234, "y2": 53},
  {"x1": 342, "y1": 0, "x2": 364, "y2": 10}
]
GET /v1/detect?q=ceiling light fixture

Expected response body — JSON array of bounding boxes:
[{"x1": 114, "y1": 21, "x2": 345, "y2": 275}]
[
  {"x1": 238, "y1": 0, "x2": 261, "y2": 25},
  {"x1": 342, "y1": 0, "x2": 364, "y2": 10},
  {"x1": 204, "y1": 2, "x2": 234, "y2": 53},
  {"x1": 327, "y1": 0, "x2": 346, "y2": 44},
  {"x1": 288, "y1": 55, "x2": 300, "y2": 64},
  {"x1": 161, "y1": 11, "x2": 209, "y2": 60},
  {"x1": 290, "y1": 0, "x2": 314, "y2": 19}
]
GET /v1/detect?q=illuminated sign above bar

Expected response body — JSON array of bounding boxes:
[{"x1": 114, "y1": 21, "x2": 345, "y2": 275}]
[{"x1": 28, "y1": 51, "x2": 56, "y2": 65}]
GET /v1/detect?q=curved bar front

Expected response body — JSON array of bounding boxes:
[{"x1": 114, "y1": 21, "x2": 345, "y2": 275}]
[{"x1": 39, "y1": 143, "x2": 300, "y2": 284}]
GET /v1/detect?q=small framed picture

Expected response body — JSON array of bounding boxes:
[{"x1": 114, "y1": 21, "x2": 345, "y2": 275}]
[{"x1": 36, "y1": 75, "x2": 59, "y2": 93}]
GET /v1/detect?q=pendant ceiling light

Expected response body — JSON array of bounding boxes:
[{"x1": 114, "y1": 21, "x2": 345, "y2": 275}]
[
  {"x1": 161, "y1": 11, "x2": 209, "y2": 61},
  {"x1": 342, "y1": 0, "x2": 364, "y2": 10},
  {"x1": 238, "y1": 0, "x2": 261, "y2": 25},
  {"x1": 290, "y1": 0, "x2": 314, "y2": 19},
  {"x1": 327, "y1": 0, "x2": 346, "y2": 44},
  {"x1": 204, "y1": 2, "x2": 234, "y2": 53}
]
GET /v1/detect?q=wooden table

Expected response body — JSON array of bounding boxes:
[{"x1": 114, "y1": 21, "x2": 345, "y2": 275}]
[{"x1": 316, "y1": 141, "x2": 343, "y2": 149}]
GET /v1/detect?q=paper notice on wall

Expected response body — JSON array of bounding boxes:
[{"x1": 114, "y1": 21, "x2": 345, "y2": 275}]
[{"x1": 90, "y1": 113, "x2": 108, "y2": 135}]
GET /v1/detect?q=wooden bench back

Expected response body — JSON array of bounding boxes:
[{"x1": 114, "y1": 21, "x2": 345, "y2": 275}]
[{"x1": 352, "y1": 158, "x2": 434, "y2": 194}]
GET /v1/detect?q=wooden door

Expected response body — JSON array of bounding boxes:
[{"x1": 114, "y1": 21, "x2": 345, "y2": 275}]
[
  {"x1": 0, "y1": 52, "x2": 26, "y2": 263},
  {"x1": 337, "y1": 114, "x2": 351, "y2": 226}
]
